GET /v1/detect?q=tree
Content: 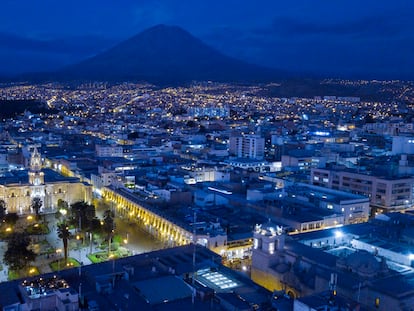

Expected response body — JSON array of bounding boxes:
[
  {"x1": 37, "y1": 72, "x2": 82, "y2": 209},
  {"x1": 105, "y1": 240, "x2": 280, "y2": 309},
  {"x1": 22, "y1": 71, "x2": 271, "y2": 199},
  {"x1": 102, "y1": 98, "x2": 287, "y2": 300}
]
[
  {"x1": 4, "y1": 232, "x2": 36, "y2": 271},
  {"x1": 57, "y1": 199, "x2": 69, "y2": 210},
  {"x1": 102, "y1": 209, "x2": 115, "y2": 255},
  {"x1": 0, "y1": 199, "x2": 6, "y2": 222},
  {"x1": 4, "y1": 212, "x2": 19, "y2": 226},
  {"x1": 57, "y1": 223, "x2": 72, "y2": 265},
  {"x1": 31, "y1": 197, "x2": 42, "y2": 219},
  {"x1": 56, "y1": 199, "x2": 69, "y2": 221},
  {"x1": 186, "y1": 120, "x2": 197, "y2": 127},
  {"x1": 88, "y1": 217, "x2": 102, "y2": 254},
  {"x1": 70, "y1": 201, "x2": 96, "y2": 232}
]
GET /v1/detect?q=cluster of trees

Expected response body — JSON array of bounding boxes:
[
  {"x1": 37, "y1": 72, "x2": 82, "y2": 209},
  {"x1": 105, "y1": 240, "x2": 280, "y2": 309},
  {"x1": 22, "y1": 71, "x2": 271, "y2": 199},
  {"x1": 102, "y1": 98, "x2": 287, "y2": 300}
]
[
  {"x1": 0, "y1": 199, "x2": 19, "y2": 225},
  {"x1": 1, "y1": 199, "x2": 37, "y2": 272},
  {"x1": 3, "y1": 232, "x2": 36, "y2": 270},
  {"x1": 1, "y1": 199, "x2": 116, "y2": 273},
  {"x1": 57, "y1": 201, "x2": 115, "y2": 265}
]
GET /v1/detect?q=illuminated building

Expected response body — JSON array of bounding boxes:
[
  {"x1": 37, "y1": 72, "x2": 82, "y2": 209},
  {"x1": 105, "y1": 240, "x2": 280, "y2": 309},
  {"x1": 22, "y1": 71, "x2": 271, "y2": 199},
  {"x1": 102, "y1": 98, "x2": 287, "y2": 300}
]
[
  {"x1": 0, "y1": 147, "x2": 92, "y2": 214},
  {"x1": 229, "y1": 134, "x2": 264, "y2": 160},
  {"x1": 311, "y1": 167, "x2": 414, "y2": 211},
  {"x1": 251, "y1": 217, "x2": 414, "y2": 310}
]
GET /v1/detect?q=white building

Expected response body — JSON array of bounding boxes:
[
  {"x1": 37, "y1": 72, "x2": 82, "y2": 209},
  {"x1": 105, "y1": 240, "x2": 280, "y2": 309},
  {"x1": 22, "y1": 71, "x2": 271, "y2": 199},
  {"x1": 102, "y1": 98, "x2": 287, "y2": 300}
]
[
  {"x1": 229, "y1": 134, "x2": 264, "y2": 160},
  {"x1": 391, "y1": 136, "x2": 414, "y2": 155},
  {"x1": 311, "y1": 167, "x2": 414, "y2": 211},
  {"x1": 95, "y1": 144, "x2": 124, "y2": 157},
  {"x1": 0, "y1": 148, "x2": 92, "y2": 214},
  {"x1": 183, "y1": 167, "x2": 230, "y2": 184}
]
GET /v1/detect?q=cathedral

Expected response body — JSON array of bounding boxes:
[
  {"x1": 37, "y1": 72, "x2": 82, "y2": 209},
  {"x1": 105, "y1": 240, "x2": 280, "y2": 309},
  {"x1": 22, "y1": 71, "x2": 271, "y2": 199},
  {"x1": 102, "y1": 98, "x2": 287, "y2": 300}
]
[{"x1": 0, "y1": 147, "x2": 92, "y2": 214}]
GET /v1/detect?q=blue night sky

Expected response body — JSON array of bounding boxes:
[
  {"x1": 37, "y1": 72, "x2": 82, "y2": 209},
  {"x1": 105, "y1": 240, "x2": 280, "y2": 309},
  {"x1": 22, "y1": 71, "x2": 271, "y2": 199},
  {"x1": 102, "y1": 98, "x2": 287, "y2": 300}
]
[{"x1": 0, "y1": 0, "x2": 413, "y2": 79}]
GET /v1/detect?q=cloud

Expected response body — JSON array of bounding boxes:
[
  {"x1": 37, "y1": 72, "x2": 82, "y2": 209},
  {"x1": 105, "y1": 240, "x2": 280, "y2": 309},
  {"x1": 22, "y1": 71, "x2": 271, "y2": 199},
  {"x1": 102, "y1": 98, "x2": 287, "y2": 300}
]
[
  {"x1": 0, "y1": 33, "x2": 120, "y2": 74},
  {"x1": 200, "y1": 14, "x2": 414, "y2": 80},
  {"x1": 255, "y1": 12, "x2": 414, "y2": 40},
  {"x1": 0, "y1": 33, "x2": 117, "y2": 55}
]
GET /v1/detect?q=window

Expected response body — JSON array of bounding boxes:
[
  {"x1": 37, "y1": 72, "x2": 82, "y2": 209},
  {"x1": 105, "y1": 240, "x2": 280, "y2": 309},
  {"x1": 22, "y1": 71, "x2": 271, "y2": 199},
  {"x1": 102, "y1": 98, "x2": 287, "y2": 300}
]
[{"x1": 269, "y1": 242, "x2": 275, "y2": 254}]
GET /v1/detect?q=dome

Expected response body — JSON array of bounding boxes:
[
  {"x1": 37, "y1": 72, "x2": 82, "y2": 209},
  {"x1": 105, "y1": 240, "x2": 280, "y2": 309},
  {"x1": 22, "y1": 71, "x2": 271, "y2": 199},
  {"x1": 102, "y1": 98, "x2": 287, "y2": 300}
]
[{"x1": 254, "y1": 219, "x2": 283, "y2": 236}]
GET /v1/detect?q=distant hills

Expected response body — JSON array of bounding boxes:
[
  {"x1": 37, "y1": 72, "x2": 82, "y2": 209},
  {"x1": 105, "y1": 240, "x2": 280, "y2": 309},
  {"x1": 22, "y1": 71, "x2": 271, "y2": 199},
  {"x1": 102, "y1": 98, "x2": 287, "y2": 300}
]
[
  {"x1": 2, "y1": 25, "x2": 408, "y2": 102},
  {"x1": 56, "y1": 24, "x2": 281, "y2": 84},
  {"x1": 0, "y1": 100, "x2": 55, "y2": 118}
]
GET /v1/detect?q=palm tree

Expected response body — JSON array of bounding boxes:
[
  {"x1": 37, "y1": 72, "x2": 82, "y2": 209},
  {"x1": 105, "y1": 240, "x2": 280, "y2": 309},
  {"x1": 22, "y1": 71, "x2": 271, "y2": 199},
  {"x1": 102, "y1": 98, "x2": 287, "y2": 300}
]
[
  {"x1": 88, "y1": 217, "x2": 102, "y2": 254},
  {"x1": 0, "y1": 199, "x2": 6, "y2": 222},
  {"x1": 57, "y1": 223, "x2": 72, "y2": 266},
  {"x1": 102, "y1": 209, "x2": 115, "y2": 255},
  {"x1": 31, "y1": 197, "x2": 42, "y2": 220},
  {"x1": 70, "y1": 201, "x2": 96, "y2": 232}
]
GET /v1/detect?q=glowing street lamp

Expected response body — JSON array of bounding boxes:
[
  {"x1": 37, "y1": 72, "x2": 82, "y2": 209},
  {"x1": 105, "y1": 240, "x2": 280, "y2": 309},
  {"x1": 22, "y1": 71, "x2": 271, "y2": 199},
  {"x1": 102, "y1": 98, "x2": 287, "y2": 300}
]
[
  {"x1": 334, "y1": 230, "x2": 343, "y2": 238},
  {"x1": 56, "y1": 248, "x2": 62, "y2": 271},
  {"x1": 123, "y1": 233, "x2": 129, "y2": 245}
]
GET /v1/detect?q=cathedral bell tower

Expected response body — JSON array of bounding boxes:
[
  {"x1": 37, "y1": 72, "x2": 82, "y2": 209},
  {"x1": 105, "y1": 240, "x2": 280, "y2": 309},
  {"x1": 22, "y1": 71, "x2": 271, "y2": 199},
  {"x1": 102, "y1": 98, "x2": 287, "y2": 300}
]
[
  {"x1": 252, "y1": 220, "x2": 286, "y2": 271},
  {"x1": 28, "y1": 147, "x2": 44, "y2": 186}
]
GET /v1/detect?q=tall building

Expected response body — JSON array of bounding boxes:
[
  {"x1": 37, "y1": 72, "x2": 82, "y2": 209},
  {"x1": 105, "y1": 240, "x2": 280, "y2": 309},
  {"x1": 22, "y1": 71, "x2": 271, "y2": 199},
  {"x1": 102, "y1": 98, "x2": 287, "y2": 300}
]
[{"x1": 229, "y1": 134, "x2": 264, "y2": 160}]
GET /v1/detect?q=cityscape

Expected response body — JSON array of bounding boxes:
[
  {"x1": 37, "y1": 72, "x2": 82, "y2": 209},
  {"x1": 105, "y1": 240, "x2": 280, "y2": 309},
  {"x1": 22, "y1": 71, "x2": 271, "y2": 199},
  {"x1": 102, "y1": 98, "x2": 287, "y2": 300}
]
[{"x1": 0, "y1": 1, "x2": 414, "y2": 311}]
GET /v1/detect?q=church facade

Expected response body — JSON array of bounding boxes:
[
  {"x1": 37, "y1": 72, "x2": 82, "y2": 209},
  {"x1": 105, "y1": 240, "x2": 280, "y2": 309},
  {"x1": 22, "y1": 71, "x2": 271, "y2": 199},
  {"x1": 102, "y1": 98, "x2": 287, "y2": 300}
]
[{"x1": 0, "y1": 148, "x2": 92, "y2": 214}]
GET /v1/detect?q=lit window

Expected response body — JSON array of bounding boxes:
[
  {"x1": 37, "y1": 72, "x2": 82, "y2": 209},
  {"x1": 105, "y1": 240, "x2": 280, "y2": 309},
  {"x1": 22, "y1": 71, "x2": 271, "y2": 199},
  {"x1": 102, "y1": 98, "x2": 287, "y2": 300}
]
[
  {"x1": 253, "y1": 238, "x2": 259, "y2": 249},
  {"x1": 269, "y1": 242, "x2": 275, "y2": 254}
]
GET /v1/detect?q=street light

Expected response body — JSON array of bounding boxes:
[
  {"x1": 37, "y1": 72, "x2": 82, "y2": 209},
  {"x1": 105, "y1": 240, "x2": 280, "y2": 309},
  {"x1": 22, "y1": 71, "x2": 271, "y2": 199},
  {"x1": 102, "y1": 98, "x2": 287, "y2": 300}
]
[
  {"x1": 76, "y1": 235, "x2": 82, "y2": 276},
  {"x1": 123, "y1": 233, "x2": 129, "y2": 245},
  {"x1": 56, "y1": 248, "x2": 62, "y2": 271}
]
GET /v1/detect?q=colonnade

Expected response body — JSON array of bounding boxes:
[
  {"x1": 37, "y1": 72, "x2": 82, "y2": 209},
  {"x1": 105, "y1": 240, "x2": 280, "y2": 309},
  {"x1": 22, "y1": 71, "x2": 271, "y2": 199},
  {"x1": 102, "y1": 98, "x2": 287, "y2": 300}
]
[{"x1": 101, "y1": 187, "x2": 193, "y2": 247}]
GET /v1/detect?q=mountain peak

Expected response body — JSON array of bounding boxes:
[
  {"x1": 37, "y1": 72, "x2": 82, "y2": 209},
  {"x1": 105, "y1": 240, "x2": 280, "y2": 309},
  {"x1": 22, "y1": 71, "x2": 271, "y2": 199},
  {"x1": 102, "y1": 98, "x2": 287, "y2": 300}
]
[
  {"x1": 59, "y1": 25, "x2": 280, "y2": 84},
  {"x1": 134, "y1": 24, "x2": 191, "y2": 40},
  {"x1": 144, "y1": 24, "x2": 186, "y2": 33}
]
